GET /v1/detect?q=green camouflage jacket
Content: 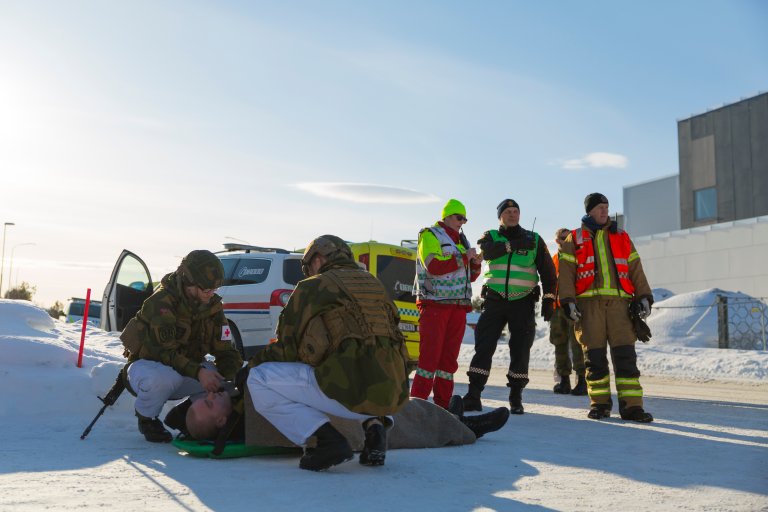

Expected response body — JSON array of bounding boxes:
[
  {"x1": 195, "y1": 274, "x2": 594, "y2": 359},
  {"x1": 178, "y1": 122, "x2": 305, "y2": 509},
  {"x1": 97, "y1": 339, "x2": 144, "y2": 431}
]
[
  {"x1": 126, "y1": 271, "x2": 242, "y2": 379},
  {"x1": 249, "y1": 258, "x2": 410, "y2": 416}
]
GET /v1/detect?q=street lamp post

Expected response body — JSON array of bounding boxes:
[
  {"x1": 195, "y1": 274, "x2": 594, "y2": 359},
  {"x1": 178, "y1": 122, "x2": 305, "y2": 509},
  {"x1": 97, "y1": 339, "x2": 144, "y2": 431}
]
[
  {"x1": 8, "y1": 242, "x2": 36, "y2": 289},
  {"x1": 0, "y1": 222, "x2": 15, "y2": 298}
]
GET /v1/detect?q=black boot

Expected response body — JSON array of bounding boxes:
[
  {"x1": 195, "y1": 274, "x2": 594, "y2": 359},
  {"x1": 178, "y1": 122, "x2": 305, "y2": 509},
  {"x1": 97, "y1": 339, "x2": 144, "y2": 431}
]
[
  {"x1": 587, "y1": 402, "x2": 612, "y2": 420},
  {"x1": 359, "y1": 417, "x2": 392, "y2": 466},
  {"x1": 448, "y1": 395, "x2": 464, "y2": 417},
  {"x1": 553, "y1": 375, "x2": 571, "y2": 394},
  {"x1": 461, "y1": 407, "x2": 510, "y2": 438},
  {"x1": 620, "y1": 406, "x2": 654, "y2": 423},
  {"x1": 137, "y1": 412, "x2": 172, "y2": 443},
  {"x1": 570, "y1": 375, "x2": 588, "y2": 396},
  {"x1": 462, "y1": 393, "x2": 483, "y2": 412},
  {"x1": 509, "y1": 385, "x2": 524, "y2": 415},
  {"x1": 462, "y1": 379, "x2": 484, "y2": 412},
  {"x1": 299, "y1": 423, "x2": 353, "y2": 471}
]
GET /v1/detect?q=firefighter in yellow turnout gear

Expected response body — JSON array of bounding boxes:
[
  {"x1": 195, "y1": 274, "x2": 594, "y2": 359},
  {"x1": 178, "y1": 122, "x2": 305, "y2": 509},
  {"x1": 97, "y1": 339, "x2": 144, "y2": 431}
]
[{"x1": 557, "y1": 193, "x2": 654, "y2": 422}]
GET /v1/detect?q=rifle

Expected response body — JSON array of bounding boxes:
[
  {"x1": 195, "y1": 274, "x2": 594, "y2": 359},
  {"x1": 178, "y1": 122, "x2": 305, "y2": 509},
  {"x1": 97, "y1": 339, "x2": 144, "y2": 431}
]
[{"x1": 80, "y1": 369, "x2": 126, "y2": 440}]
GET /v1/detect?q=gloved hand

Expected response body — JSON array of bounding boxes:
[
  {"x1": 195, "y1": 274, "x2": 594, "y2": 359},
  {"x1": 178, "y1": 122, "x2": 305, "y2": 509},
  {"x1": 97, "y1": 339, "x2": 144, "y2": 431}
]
[
  {"x1": 541, "y1": 298, "x2": 555, "y2": 321},
  {"x1": 565, "y1": 302, "x2": 581, "y2": 322},
  {"x1": 505, "y1": 238, "x2": 536, "y2": 251},
  {"x1": 639, "y1": 297, "x2": 652, "y2": 319}
]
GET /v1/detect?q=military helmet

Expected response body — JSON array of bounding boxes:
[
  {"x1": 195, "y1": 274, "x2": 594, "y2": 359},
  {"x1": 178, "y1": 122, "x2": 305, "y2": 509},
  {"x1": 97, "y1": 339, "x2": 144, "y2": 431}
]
[
  {"x1": 301, "y1": 235, "x2": 353, "y2": 277},
  {"x1": 179, "y1": 249, "x2": 224, "y2": 290}
]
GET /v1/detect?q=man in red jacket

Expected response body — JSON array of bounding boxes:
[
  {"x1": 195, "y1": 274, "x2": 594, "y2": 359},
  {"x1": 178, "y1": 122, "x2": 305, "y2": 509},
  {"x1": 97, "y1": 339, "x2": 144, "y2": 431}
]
[{"x1": 411, "y1": 199, "x2": 482, "y2": 409}]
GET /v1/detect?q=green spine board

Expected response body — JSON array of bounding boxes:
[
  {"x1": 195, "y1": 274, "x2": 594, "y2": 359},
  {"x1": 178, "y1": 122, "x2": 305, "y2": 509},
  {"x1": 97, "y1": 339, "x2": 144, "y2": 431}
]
[{"x1": 172, "y1": 438, "x2": 301, "y2": 459}]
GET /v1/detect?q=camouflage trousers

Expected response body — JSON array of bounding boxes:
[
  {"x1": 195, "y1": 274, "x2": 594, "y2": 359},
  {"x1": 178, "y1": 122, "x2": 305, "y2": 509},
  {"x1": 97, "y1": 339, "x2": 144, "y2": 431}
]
[
  {"x1": 574, "y1": 299, "x2": 643, "y2": 411},
  {"x1": 549, "y1": 307, "x2": 585, "y2": 377}
]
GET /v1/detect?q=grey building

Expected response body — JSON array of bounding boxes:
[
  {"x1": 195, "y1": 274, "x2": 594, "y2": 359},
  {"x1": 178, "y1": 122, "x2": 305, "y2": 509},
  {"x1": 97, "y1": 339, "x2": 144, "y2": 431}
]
[
  {"x1": 678, "y1": 91, "x2": 768, "y2": 229},
  {"x1": 623, "y1": 174, "x2": 680, "y2": 237}
]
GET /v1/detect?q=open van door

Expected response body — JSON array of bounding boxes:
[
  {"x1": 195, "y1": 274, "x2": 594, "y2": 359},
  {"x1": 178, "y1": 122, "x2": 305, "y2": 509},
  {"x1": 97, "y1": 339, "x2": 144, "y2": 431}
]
[{"x1": 101, "y1": 250, "x2": 154, "y2": 331}]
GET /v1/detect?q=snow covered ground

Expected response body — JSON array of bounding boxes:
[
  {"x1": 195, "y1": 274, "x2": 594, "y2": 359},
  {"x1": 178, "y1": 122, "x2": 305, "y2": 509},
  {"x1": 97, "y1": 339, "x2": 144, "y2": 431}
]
[{"x1": 1, "y1": 289, "x2": 767, "y2": 511}]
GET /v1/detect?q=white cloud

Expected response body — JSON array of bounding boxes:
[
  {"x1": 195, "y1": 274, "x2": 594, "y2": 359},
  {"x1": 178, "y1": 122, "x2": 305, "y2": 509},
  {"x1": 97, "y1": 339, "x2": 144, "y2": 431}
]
[
  {"x1": 560, "y1": 152, "x2": 629, "y2": 170},
  {"x1": 294, "y1": 182, "x2": 440, "y2": 204}
]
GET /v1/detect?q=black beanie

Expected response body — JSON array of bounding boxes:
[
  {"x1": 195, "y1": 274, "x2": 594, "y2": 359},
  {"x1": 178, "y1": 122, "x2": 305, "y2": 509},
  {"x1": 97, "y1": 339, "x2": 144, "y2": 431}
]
[
  {"x1": 497, "y1": 199, "x2": 520, "y2": 218},
  {"x1": 584, "y1": 193, "x2": 609, "y2": 213}
]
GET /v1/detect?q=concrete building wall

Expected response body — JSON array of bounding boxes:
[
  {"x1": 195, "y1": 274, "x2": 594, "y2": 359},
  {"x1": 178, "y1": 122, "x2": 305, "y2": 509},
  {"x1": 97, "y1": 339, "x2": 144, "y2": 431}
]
[
  {"x1": 678, "y1": 92, "x2": 768, "y2": 229},
  {"x1": 623, "y1": 175, "x2": 680, "y2": 237},
  {"x1": 633, "y1": 216, "x2": 768, "y2": 299}
]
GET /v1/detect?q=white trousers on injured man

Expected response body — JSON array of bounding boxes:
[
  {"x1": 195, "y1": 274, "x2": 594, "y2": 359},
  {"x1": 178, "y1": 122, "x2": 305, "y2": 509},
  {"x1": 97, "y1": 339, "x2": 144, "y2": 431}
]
[{"x1": 247, "y1": 361, "x2": 392, "y2": 446}]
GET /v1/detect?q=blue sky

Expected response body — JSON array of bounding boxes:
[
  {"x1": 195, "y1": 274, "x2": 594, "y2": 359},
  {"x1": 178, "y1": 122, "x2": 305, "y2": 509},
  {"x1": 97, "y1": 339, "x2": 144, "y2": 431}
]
[{"x1": 1, "y1": 0, "x2": 766, "y2": 307}]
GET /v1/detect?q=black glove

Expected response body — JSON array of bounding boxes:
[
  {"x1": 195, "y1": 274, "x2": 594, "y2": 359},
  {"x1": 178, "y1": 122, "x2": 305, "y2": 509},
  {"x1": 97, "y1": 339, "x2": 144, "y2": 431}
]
[
  {"x1": 634, "y1": 317, "x2": 652, "y2": 343},
  {"x1": 628, "y1": 301, "x2": 652, "y2": 343},
  {"x1": 234, "y1": 365, "x2": 251, "y2": 392},
  {"x1": 541, "y1": 298, "x2": 555, "y2": 321}
]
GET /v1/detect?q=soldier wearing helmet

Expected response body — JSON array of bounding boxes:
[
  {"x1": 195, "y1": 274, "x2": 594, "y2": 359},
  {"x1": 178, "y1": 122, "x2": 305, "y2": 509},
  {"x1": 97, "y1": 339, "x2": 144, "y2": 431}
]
[
  {"x1": 119, "y1": 249, "x2": 243, "y2": 443},
  {"x1": 240, "y1": 234, "x2": 410, "y2": 471}
]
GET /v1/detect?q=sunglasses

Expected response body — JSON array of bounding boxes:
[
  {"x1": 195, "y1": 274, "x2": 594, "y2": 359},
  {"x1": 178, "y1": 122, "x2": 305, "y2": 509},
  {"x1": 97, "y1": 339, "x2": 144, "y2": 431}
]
[
  {"x1": 454, "y1": 214, "x2": 467, "y2": 222},
  {"x1": 558, "y1": 236, "x2": 568, "y2": 241}
]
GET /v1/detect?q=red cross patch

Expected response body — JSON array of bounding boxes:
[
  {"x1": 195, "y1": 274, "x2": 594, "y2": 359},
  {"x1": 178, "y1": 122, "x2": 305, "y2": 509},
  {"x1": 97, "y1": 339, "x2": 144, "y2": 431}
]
[{"x1": 221, "y1": 325, "x2": 233, "y2": 341}]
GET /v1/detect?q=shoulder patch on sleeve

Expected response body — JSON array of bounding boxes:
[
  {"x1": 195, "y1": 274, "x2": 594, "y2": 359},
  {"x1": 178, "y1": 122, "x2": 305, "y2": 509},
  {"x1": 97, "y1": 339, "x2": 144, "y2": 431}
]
[
  {"x1": 221, "y1": 325, "x2": 233, "y2": 341},
  {"x1": 157, "y1": 326, "x2": 176, "y2": 342}
]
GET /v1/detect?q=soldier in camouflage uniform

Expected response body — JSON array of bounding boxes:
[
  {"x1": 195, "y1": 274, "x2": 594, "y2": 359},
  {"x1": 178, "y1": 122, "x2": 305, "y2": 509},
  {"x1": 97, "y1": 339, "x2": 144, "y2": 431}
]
[
  {"x1": 241, "y1": 235, "x2": 410, "y2": 471},
  {"x1": 120, "y1": 250, "x2": 243, "y2": 443},
  {"x1": 550, "y1": 228, "x2": 587, "y2": 395}
]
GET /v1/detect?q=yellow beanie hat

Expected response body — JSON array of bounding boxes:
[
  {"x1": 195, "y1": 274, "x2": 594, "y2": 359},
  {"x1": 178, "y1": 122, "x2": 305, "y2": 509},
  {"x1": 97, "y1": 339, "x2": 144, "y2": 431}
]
[{"x1": 441, "y1": 199, "x2": 466, "y2": 220}]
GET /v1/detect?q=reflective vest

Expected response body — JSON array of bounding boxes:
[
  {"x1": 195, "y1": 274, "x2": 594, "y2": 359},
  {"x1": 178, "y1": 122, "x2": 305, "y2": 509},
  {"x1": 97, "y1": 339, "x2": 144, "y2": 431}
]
[
  {"x1": 572, "y1": 227, "x2": 635, "y2": 297},
  {"x1": 483, "y1": 229, "x2": 539, "y2": 300},
  {"x1": 415, "y1": 226, "x2": 472, "y2": 301}
]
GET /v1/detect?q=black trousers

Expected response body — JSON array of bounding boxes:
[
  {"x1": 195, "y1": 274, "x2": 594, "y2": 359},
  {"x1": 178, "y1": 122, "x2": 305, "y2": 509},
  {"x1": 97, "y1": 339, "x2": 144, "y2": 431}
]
[{"x1": 467, "y1": 295, "x2": 536, "y2": 389}]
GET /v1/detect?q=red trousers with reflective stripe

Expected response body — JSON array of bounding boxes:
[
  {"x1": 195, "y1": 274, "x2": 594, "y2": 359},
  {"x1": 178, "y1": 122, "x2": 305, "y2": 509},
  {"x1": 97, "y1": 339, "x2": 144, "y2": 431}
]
[{"x1": 410, "y1": 302, "x2": 467, "y2": 408}]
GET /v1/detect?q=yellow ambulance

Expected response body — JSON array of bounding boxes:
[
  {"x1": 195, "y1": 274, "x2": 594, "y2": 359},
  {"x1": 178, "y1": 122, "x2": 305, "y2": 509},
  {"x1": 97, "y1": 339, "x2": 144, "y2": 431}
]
[{"x1": 348, "y1": 241, "x2": 420, "y2": 371}]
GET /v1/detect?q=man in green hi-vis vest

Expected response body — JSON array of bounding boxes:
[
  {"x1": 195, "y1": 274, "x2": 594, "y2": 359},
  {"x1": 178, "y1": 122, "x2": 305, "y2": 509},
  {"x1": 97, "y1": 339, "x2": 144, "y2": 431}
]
[{"x1": 463, "y1": 199, "x2": 556, "y2": 415}]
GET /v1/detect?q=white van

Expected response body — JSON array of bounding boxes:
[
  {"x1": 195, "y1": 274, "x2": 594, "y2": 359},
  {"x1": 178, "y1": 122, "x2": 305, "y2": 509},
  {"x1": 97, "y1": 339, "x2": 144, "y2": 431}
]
[
  {"x1": 101, "y1": 245, "x2": 303, "y2": 358},
  {"x1": 62, "y1": 297, "x2": 102, "y2": 327}
]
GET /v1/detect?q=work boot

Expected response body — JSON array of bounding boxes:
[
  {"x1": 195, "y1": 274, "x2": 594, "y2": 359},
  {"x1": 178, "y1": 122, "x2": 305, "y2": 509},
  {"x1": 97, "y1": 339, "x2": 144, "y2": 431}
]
[
  {"x1": 553, "y1": 375, "x2": 571, "y2": 394},
  {"x1": 448, "y1": 395, "x2": 464, "y2": 417},
  {"x1": 137, "y1": 412, "x2": 173, "y2": 443},
  {"x1": 359, "y1": 417, "x2": 392, "y2": 466},
  {"x1": 299, "y1": 423, "x2": 353, "y2": 471},
  {"x1": 587, "y1": 404, "x2": 612, "y2": 420},
  {"x1": 509, "y1": 385, "x2": 524, "y2": 415},
  {"x1": 620, "y1": 406, "x2": 654, "y2": 423},
  {"x1": 461, "y1": 407, "x2": 510, "y2": 438},
  {"x1": 462, "y1": 393, "x2": 483, "y2": 412},
  {"x1": 462, "y1": 380, "x2": 484, "y2": 412},
  {"x1": 570, "y1": 375, "x2": 588, "y2": 396}
]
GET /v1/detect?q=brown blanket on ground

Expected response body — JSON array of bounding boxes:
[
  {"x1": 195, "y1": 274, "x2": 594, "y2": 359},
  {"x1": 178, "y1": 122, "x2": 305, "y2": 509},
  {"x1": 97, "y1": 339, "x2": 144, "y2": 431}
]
[{"x1": 244, "y1": 389, "x2": 476, "y2": 450}]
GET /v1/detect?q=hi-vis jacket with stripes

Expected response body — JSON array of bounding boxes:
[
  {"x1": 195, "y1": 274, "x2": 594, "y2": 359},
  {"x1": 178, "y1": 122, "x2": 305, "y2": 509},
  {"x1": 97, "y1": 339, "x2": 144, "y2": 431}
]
[{"x1": 557, "y1": 221, "x2": 652, "y2": 303}]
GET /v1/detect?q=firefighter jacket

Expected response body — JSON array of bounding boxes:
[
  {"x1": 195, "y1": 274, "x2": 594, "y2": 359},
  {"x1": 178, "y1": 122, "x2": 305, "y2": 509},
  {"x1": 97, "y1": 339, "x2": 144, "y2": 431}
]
[{"x1": 558, "y1": 220, "x2": 652, "y2": 304}]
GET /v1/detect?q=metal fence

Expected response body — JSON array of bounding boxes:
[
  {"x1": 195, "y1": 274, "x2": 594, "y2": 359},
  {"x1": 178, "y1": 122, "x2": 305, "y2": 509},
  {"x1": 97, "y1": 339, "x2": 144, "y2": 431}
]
[{"x1": 716, "y1": 295, "x2": 768, "y2": 350}]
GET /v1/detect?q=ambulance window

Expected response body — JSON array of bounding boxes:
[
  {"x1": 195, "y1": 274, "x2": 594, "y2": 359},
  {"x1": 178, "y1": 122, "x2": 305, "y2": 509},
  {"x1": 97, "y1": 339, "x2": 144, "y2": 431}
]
[
  {"x1": 230, "y1": 259, "x2": 271, "y2": 285},
  {"x1": 376, "y1": 256, "x2": 416, "y2": 304}
]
